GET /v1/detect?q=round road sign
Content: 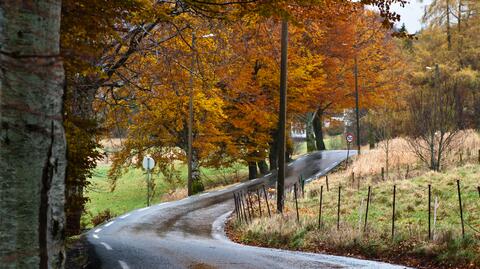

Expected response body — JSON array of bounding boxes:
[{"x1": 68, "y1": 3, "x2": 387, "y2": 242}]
[
  {"x1": 142, "y1": 156, "x2": 155, "y2": 170},
  {"x1": 346, "y1": 133, "x2": 354, "y2": 143}
]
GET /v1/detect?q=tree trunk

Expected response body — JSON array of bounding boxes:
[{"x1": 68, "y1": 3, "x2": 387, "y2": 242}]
[
  {"x1": 65, "y1": 79, "x2": 98, "y2": 236},
  {"x1": 313, "y1": 109, "x2": 326, "y2": 150},
  {"x1": 190, "y1": 149, "x2": 204, "y2": 194},
  {"x1": 0, "y1": 1, "x2": 66, "y2": 268},
  {"x1": 269, "y1": 130, "x2": 278, "y2": 170},
  {"x1": 257, "y1": 160, "x2": 269, "y2": 174},
  {"x1": 368, "y1": 124, "x2": 375, "y2": 149},
  {"x1": 446, "y1": 0, "x2": 452, "y2": 50},
  {"x1": 306, "y1": 112, "x2": 316, "y2": 152},
  {"x1": 429, "y1": 132, "x2": 437, "y2": 171},
  {"x1": 248, "y1": 161, "x2": 258, "y2": 180}
]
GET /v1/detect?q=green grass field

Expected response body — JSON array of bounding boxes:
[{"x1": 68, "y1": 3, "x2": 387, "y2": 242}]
[
  {"x1": 293, "y1": 135, "x2": 346, "y2": 156},
  {"x1": 82, "y1": 163, "x2": 248, "y2": 228}
]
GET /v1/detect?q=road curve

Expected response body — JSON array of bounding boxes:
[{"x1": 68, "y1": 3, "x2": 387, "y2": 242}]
[{"x1": 86, "y1": 150, "x2": 410, "y2": 269}]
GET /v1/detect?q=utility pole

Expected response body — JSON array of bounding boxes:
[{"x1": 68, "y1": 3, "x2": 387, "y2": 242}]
[
  {"x1": 354, "y1": 55, "x2": 361, "y2": 154},
  {"x1": 277, "y1": 19, "x2": 288, "y2": 213},
  {"x1": 187, "y1": 31, "x2": 196, "y2": 196}
]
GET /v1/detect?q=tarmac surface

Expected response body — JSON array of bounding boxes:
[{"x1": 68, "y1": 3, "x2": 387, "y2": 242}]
[{"x1": 87, "y1": 150, "x2": 411, "y2": 269}]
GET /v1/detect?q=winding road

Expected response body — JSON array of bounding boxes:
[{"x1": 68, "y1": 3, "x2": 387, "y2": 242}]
[{"x1": 86, "y1": 150, "x2": 410, "y2": 269}]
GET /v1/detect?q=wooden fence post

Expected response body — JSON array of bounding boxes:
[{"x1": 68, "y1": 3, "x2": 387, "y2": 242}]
[
  {"x1": 351, "y1": 172, "x2": 355, "y2": 187},
  {"x1": 244, "y1": 192, "x2": 252, "y2": 221},
  {"x1": 364, "y1": 186, "x2": 371, "y2": 234},
  {"x1": 318, "y1": 185, "x2": 323, "y2": 229},
  {"x1": 457, "y1": 180, "x2": 465, "y2": 238},
  {"x1": 240, "y1": 192, "x2": 249, "y2": 223},
  {"x1": 477, "y1": 186, "x2": 480, "y2": 198},
  {"x1": 405, "y1": 165, "x2": 409, "y2": 179},
  {"x1": 326, "y1": 175, "x2": 329, "y2": 191},
  {"x1": 262, "y1": 185, "x2": 271, "y2": 217},
  {"x1": 294, "y1": 183, "x2": 300, "y2": 223},
  {"x1": 300, "y1": 174, "x2": 305, "y2": 198},
  {"x1": 428, "y1": 184, "x2": 431, "y2": 240},
  {"x1": 392, "y1": 185, "x2": 396, "y2": 240},
  {"x1": 247, "y1": 191, "x2": 255, "y2": 217},
  {"x1": 381, "y1": 167, "x2": 385, "y2": 181},
  {"x1": 337, "y1": 186, "x2": 342, "y2": 230},
  {"x1": 256, "y1": 189, "x2": 262, "y2": 217},
  {"x1": 233, "y1": 193, "x2": 240, "y2": 221}
]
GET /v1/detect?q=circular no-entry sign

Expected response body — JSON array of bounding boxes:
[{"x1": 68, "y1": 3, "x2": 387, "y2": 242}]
[
  {"x1": 142, "y1": 156, "x2": 155, "y2": 170},
  {"x1": 346, "y1": 133, "x2": 354, "y2": 143}
]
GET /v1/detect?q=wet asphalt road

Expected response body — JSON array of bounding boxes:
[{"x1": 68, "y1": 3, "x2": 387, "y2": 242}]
[{"x1": 86, "y1": 150, "x2": 410, "y2": 269}]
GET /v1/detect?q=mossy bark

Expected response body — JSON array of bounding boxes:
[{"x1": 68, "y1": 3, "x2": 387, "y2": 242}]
[
  {"x1": 0, "y1": 1, "x2": 66, "y2": 268},
  {"x1": 313, "y1": 109, "x2": 326, "y2": 151},
  {"x1": 306, "y1": 112, "x2": 316, "y2": 152}
]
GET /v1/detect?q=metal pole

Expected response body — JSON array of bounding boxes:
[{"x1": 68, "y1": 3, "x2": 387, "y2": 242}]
[
  {"x1": 354, "y1": 55, "x2": 361, "y2": 154},
  {"x1": 277, "y1": 19, "x2": 288, "y2": 213},
  {"x1": 187, "y1": 31, "x2": 196, "y2": 196},
  {"x1": 346, "y1": 143, "x2": 350, "y2": 168},
  {"x1": 147, "y1": 169, "x2": 151, "y2": 206}
]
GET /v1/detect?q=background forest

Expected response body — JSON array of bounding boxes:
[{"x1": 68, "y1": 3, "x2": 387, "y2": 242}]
[{"x1": 63, "y1": 0, "x2": 480, "y2": 237}]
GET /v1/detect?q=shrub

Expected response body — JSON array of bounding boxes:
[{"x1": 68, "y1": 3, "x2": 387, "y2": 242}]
[{"x1": 91, "y1": 209, "x2": 115, "y2": 226}]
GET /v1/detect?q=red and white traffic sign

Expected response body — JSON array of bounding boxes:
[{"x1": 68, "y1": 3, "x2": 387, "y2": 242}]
[{"x1": 346, "y1": 133, "x2": 354, "y2": 143}]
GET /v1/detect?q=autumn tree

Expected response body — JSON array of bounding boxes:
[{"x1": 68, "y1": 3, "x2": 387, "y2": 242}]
[
  {"x1": 403, "y1": 0, "x2": 479, "y2": 170},
  {"x1": 295, "y1": 6, "x2": 405, "y2": 151}
]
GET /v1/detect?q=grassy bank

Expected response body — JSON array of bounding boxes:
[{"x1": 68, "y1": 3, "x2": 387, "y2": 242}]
[
  {"x1": 83, "y1": 163, "x2": 247, "y2": 228},
  {"x1": 229, "y1": 153, "x2": 480, "y2": 268},
  {"x1": 293, "y1": 135, "x2": 346, "y2": 156}
]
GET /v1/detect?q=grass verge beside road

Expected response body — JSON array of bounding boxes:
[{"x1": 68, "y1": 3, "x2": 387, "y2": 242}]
[
  {"x1": 83, "y1": 163, "x2": 247, "y2": 228},
  {"x1": 228, "y1": 162, "x2": 480, "y2": 269}
]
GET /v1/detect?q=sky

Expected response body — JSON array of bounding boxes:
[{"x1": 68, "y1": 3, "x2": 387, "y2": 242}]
[{"x1": 391, "y1": 0, "x2": 433, "y2": 33}]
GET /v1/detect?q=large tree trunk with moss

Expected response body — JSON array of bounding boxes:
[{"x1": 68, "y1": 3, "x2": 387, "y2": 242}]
[
  {"x1": 313, "y1": 109, "x2": 326, "y2": 150},
  {"x1": 0, "y1": 1, "x2": 66, "y2": 268},
  {"x1": 306, "y1": 112, "x2": 316, "y2": 152}
]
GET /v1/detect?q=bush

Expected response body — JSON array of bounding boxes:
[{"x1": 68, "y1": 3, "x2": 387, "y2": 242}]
[{"x1": 91, "y1": 209, "x2": 115, "y2": 227}]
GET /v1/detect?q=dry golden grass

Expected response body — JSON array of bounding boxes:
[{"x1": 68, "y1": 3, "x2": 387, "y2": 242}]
[
  {"x1": 160, "y1": 188, "x2": 188, "y2": 202},
  {"x1": 332, "y1": 130, "x2": 480, "y2": 184}
]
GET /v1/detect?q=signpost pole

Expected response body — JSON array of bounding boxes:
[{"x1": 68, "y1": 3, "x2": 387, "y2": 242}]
[
  {"x1": 147, "y1": 169, "x2": 150, "y2": 206},
  {"x1": 345, "y1": 133, "x2": 354, "y2": 169},
  {"x1": 346, "y1": 142, "x2": 350, "y2": 168},
  {"x1": 143, "y1": 156, "x2": 155, "y2": 207}
]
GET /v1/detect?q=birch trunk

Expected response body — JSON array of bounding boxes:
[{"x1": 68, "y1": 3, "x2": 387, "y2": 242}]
[{"x1": 0, "y1": 1, "x2": 66, "y2": 268}]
